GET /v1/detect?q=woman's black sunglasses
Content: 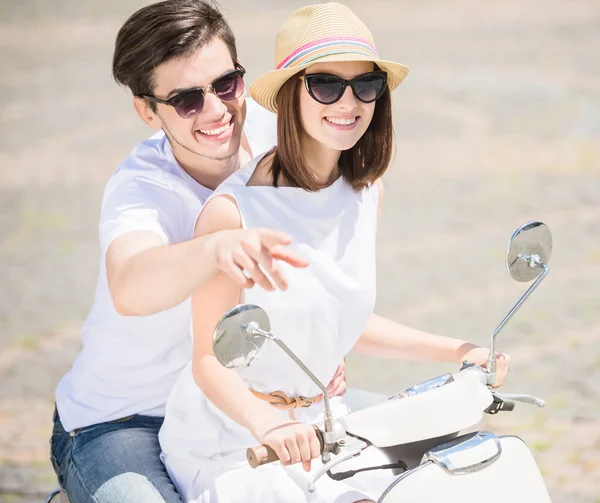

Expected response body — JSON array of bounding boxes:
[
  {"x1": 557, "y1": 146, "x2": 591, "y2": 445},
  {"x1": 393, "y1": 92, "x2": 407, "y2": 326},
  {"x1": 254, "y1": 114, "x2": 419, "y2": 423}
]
[
  {"x1": 301, "y1": 71, "x2": 388, "y2": 105},
  {"x1": 140, "y1": 64, "x2": 246, "y2": 119}
]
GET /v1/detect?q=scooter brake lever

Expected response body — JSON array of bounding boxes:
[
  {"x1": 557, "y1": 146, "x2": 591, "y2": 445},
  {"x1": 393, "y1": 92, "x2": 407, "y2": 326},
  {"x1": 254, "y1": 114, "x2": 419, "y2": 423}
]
[
  {"x1": 495, "y1": 392, "x2": 545, "y2": 408},
  {"x1": 308, "y1": 436, "x2": 369, "y2": 493}
]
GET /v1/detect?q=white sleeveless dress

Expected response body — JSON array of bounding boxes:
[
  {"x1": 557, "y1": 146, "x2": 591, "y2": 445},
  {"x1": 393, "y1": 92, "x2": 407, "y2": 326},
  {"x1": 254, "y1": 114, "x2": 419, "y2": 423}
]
[{"x1": 159, "y1": 153, "x2": 392, "y2": 502}]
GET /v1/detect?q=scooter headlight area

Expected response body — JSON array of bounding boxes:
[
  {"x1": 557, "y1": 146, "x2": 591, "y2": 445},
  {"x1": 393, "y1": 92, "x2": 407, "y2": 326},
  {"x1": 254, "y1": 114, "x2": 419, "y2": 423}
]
[
  {"x1": 378, "y1": 431, "x2": 551, "y2": 502},
  {"x1": 341, "y1": 365, "x2": 551, "y2": 502},
  {"x1": 212, "y1": 221, "x2": 554, "y2": 503}
]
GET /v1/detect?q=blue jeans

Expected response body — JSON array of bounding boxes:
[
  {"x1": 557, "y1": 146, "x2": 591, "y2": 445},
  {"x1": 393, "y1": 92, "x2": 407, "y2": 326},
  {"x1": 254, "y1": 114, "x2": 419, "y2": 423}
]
[{"x1": 50, "y1": 408, "x2": 182, "y2": 503}]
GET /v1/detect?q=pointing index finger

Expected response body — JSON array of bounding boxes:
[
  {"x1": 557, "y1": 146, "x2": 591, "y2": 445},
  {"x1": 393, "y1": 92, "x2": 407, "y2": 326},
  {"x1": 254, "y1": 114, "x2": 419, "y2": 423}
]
[{"x1": 271, "y1": 246, "x2": 309, "y2": 268}]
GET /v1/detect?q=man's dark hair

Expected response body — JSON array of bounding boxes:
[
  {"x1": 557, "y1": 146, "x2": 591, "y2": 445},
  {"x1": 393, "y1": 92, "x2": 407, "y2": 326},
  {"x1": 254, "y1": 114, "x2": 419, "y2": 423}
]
[{"x1": 113, "y1": 0, "x2": 237, "y2": 102}]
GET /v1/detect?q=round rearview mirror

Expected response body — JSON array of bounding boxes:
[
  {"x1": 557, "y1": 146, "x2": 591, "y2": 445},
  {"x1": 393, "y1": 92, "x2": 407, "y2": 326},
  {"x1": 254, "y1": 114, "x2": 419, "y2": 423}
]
[
  {"x1": 212, "y1": 304, "x2": 271, "y2": 369},
  {"x1": 506, "y1": 221, "x2": 552, "y2": 282}
]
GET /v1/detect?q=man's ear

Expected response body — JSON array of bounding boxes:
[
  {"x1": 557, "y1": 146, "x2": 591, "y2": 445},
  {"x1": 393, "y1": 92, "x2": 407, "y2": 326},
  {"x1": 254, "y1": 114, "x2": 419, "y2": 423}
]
[{"x1": 133, "y1": 96, "x2": 162, "y2": 131}]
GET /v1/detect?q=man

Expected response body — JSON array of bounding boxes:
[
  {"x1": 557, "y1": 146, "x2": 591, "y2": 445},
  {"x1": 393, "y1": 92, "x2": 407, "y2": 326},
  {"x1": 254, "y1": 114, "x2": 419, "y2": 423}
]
[{"x1": 50, "y1": 2, "x2": 346, "y2": 502}]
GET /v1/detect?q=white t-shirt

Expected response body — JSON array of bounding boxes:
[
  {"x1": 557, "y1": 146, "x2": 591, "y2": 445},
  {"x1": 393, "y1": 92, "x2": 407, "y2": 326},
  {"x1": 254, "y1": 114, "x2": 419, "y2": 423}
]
[{"x1": 55, "y1": 98, "x2": 277, "y2": 432}]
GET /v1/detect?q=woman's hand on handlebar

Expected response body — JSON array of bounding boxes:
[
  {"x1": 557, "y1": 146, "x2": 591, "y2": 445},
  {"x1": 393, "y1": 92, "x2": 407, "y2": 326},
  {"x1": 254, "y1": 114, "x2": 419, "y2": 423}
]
[
  {"x1": 254, "y1": 420, "x2": 322, "y2": 472},
  {"x1": 459, "y1": 345, "x2": 511, "y2": 387}
]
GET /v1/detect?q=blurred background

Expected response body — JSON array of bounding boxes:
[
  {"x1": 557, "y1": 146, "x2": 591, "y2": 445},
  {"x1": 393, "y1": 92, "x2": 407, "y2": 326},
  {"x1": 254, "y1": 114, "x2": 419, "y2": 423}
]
[{"x1": 0, "y1": 0, "x2": 599, "y2": 501}]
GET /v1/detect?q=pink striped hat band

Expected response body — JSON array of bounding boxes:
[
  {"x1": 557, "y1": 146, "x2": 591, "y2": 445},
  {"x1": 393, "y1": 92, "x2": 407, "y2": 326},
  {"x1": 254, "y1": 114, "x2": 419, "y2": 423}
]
[{"x1": 276, "y1": 36, "x2": 380, "y2": 70}]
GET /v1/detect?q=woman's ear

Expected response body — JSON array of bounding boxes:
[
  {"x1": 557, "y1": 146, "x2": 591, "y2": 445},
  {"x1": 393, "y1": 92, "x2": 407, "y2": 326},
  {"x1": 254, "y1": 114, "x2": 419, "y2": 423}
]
[{"x1": 133, "y1": 96, "x2": 162, "y2": 131}]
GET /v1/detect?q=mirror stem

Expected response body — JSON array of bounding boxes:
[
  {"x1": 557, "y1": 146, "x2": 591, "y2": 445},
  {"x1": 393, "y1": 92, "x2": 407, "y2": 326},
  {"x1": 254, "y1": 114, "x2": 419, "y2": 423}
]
[
  {"x1": 244, "y1": 322, "x2": 334, "y2": 434},
  {"x1": 488, "y1": 259, "x2": 549, "y2": 385},
  {"x1": 272, "y1": 339, "x2": 333, "y2": 427}
]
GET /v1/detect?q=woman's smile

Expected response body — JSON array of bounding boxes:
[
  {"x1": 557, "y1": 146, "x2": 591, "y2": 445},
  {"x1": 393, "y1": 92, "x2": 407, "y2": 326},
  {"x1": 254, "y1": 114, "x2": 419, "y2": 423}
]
[{"x1": 324, "y1": 115, "x2": 360, "y2": 130}]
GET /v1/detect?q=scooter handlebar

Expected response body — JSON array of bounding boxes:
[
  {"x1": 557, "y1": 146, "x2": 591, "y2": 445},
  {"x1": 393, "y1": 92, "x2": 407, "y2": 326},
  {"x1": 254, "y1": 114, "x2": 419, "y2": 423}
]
[
  {"x1": 247, "y1": 425, "x2": 324, "y2": 469},
  {"x1": 494, "y1": 392, "x2": 545, "y2": 408},
  {"x1": 247, "y1": 444, "x2": 280, "y2": 468},
  {"x1": 500, "y1": 398, "x2": 516, "y2": 411}
]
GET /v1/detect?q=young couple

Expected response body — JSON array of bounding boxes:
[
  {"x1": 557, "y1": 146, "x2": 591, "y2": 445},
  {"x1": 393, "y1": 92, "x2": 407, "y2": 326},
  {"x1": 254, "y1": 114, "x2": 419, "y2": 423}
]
[{"x1": 50, "y1": 1, "x2": 510, "y2": 502}]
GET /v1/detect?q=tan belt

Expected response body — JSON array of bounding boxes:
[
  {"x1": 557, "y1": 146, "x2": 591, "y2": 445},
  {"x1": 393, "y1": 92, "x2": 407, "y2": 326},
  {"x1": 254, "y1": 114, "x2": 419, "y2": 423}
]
[{"x1": 251, "y1": 389, "x2": 324, "y2": 420}]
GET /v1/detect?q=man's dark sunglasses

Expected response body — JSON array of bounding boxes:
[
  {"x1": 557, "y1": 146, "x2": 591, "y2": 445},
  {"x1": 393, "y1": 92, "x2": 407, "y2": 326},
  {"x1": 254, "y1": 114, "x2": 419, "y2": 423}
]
[
  {"x1": 301, "y1": 71, "x2": 388, "y2": 105},
  {"x1": 141, "y1": 64, "x2": 246, "y2": 119}
]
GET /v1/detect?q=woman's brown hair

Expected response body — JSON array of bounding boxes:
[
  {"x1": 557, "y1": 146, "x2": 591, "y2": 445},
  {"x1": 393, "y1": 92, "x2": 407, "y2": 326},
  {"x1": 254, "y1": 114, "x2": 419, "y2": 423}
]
[{"x1": 269, "y1": 67, "x2": 394, "y2": 192}]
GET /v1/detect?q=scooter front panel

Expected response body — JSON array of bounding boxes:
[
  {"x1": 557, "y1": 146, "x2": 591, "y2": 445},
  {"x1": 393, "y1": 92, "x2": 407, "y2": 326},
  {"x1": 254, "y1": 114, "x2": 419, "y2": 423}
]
[
  {"x1": 340, "y1": 371, "x2": 493, "y2": 447},
  {"x1": 378, "y1": 434, "x2": 551, "y2": 502}
]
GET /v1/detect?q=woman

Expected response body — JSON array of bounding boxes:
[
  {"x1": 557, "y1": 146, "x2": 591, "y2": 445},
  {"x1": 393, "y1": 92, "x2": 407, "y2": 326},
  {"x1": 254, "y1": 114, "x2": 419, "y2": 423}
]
[{"x1": 159, "y1": 3, "x2": 510, "y2": 502}]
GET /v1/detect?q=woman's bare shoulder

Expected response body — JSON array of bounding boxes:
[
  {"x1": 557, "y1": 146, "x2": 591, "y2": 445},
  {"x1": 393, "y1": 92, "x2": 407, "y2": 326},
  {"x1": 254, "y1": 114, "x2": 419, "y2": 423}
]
[{"x1": 194, "y1": 195, "x2": 242, "y2": 237}]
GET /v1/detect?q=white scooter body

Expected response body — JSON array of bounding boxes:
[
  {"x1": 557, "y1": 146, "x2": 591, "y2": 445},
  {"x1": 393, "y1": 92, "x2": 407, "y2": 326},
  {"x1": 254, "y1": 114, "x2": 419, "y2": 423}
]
[{"x1": 340, "y1": 370, "x2": 552, "y2": 502}]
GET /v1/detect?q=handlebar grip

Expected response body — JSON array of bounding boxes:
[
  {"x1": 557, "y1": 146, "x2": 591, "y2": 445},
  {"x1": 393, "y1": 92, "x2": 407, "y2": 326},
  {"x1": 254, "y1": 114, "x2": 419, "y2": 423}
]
[
  {"x1": 501, "y1": 399, "x2": 516, "y2": 412},
  {"x1": 247, "y1": 444, "x2": 279, "y2": 468},
  {"x1": 247, "y1": 425, "x2": 324, "y2": 469}
]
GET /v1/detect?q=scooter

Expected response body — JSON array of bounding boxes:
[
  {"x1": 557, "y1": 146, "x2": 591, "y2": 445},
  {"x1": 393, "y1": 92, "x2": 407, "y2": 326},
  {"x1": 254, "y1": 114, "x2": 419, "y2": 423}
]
[
  {"x1": 209, "y1": 221, "x2": 553, "y2": 502},
  {"x1": 45, "y1": 220, "x2": 553, "y2": 502}
]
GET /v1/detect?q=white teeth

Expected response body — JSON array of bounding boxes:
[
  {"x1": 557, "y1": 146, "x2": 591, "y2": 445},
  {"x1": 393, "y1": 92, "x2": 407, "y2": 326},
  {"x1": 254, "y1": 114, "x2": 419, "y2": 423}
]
[
  {"x1": 199, "y1": 122, "x2": 232, "y2": 136},
  {"x1": 326, "y1": 117, "x2": 357, "y2": 126}
]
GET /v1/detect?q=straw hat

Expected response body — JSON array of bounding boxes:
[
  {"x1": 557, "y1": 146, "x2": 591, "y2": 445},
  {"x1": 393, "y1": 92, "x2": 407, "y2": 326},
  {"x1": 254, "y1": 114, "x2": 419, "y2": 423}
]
[{"x1": 249, "y1": 2, "x2": 409, "y2": 113}]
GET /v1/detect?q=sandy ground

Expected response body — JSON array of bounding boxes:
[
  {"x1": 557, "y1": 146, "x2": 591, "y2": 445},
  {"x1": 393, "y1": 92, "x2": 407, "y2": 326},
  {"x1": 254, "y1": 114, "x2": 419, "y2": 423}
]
[{"x1": 0, "y1": 0, "x2": 599, "y2": 501}]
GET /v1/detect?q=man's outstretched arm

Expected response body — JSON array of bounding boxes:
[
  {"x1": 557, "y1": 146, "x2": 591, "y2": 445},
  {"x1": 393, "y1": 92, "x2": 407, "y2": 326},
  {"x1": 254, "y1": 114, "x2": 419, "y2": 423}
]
[{"x1": 107, "y1": 228, "x2": 307, "y2": 316}]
